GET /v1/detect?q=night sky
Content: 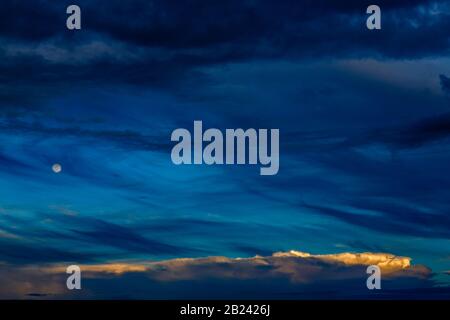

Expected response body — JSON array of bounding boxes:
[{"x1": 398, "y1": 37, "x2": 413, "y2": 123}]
[{"x1": 0, "y1": 0, "x2": 449, "y2": 299}]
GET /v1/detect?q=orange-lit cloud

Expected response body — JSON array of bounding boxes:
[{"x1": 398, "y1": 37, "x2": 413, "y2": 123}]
[{"x1": 0, "y1": 250, "x2": 434, "y2": 299}]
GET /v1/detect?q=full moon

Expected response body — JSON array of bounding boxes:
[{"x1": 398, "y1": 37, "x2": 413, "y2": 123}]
[{"x1": 52, "y1": 163, "x2": 62, "y2": 173}]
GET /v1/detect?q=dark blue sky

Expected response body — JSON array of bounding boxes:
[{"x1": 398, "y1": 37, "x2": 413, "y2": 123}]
[{"x1": 0, "y1": 0, "x2": 449, "y2": 299}]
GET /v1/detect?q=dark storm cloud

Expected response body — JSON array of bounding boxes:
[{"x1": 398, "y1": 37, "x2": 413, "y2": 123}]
[
  {"x1": 2, "y1": 0, "x2": 444, "y2": 50},
  {"x1": 0, "y1": 0, "x2": 63, "y2": 41},
  {"x1": 70, "y1": 224, "x2": 183, "y2": 255},
  {"x1": 0, "y1": 211, "x2": 193, "y2": 264},
  {"x1": 0, "y1": 53, "x2": 193, "y2": 108},
  {"x1": 302, "y1": 201, "x2": 450, "y2": 239},
  {"x1": 0, "y1": 240, "x2": 97, "y2": 264},
  {"x1": 344, "y1": 112, "x2": 450, "y2": 149},
  {"x1": 377, "y1": 113, "x2": 450, "y2": 148},
  {"x1": 0, "y1": 0, "x2": 449, "y2": 107},
  {"x1": 441, "y1": 74, "x2": 450, "y2": 94},
  {"x1": 0, "y1": 119, "x2": 171, "y2": 159},
  {"x1": 280, "y1": 109, "x2": 450, "y2": 155},
  {"x1": 43, "y1": 213, "x2": 189, "y2": 255}
]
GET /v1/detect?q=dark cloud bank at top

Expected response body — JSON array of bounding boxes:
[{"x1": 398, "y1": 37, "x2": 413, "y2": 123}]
[{"x1": 1, "y1": 0, "x2": 449, "y2": 105}]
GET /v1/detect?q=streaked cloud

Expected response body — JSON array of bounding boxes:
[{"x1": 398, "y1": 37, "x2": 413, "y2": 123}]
[{"x1": 0, "y1": 229, "x2": 21, "y2": 239}]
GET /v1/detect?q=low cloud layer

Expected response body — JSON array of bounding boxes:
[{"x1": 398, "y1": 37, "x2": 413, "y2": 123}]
[{"x1": 0, "y1": 250, "x2": 441, "y2": 299}]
